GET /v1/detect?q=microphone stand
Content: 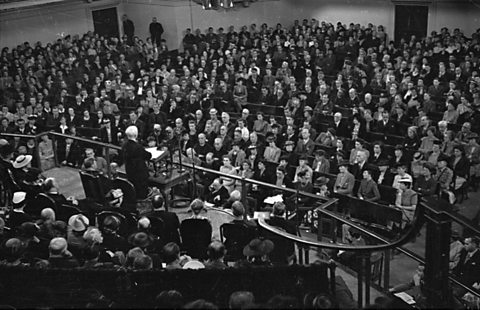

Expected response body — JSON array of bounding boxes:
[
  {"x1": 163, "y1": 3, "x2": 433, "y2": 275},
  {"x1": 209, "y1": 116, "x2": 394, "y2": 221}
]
[
  {"x1": 190, "y1": 148, "x2": 197, "y2": 197},
  {"x1": 177, "y1": 137, "x2": 185, "y2": 173},
  {"x1": 295, "y1": 185, "x2": 302, "y2": 237}
]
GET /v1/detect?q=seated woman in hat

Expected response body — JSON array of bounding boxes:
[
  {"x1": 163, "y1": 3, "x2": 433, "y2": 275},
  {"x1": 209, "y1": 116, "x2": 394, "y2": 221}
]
[
  {"x1": 394, "y1": 176, "x2": 418, "y2": 228},
  {"x1": 12, "y1": 154, "x2": 44, "y2": 197},
  {"x1": 234, "y1": 238, "x2": 274, "y2": 268},
  {"x1": 414, "y1": 163, "x2": 438, "y2": 198}
]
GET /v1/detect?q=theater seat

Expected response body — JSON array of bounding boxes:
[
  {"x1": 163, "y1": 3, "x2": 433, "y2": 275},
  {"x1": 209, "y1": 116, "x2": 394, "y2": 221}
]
[{"x1": 180, "y1": 218, "x2": 212, "y2": 259}]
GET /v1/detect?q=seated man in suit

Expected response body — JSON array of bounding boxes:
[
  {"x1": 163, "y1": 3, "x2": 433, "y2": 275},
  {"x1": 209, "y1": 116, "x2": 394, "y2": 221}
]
[
  {"x1": 453, "y1": 236, "x2": 480, "y2": 297},
  {"x1": 42, "y1": 177, "x2": 70, "y2": 208},
  {"x1": 205, "y1": 178, "x2": 230, "y2": 207},
  {"x1": 266, "y1": 201, "x2": 297, "y2": 264},
  {"x1": 81, "y1": 148, "x2": 108, "y2": 175},
  {"x1": 351, "y1": 150, "x2": 371, "y2": 180},
  {"x1": 369, "y1": 142, "x2": 388, "y2": 166},
  {"x1": 376, "y1": 159, "x2": 394, "y2": 187},
  {"x1": 294, "y1": 128, "x2": 315, "y2": 157},
  {"x1": 144, "y1": 195, "x2": 181, "y2": 245},
  {"x1": 57, "y1": 137, "x2": 81, "y2": 167}
]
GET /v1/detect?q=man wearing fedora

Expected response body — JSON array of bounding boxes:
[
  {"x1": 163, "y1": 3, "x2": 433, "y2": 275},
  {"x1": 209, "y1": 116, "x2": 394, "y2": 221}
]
[
  {"x1": 234, "y1": 238, "x2": 274, "y2": 268},
  {"x1": 67, "y1": 214, "x2": 90, "y2": 259}
]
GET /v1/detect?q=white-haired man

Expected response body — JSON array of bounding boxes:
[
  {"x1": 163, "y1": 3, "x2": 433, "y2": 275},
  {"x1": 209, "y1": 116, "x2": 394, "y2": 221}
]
[{"x1": 122, "y1": 126, "x2": 152, "y2": 198}]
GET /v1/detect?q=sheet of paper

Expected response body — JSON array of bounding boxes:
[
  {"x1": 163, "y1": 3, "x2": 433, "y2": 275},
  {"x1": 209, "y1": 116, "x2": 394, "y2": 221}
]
[
  {"x1": 263, "y1": 194, "x2": 284, "y2": 205},
  {"x1": 394, "y1": 292, "x2": 416, "y2": 304},
  {"x1": 204, "y1": 202, "x2": 214, "y2": 208},
  {"x1": 145, "y1": 147, "x2": 165, "y2": 160}
]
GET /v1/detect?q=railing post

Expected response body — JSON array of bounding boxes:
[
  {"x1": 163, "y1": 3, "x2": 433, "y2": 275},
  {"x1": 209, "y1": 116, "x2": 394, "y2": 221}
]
[
  {"x1": 50, "y1": 132, "x2": 58, "y2": 168},
  {"x1": 329, "y1": 261, "x2": 336, "y2": 299},
  {"x1": 241, "y1": 175, "x2": 247, "y2": 219},
  {"x1": 34, "y1": 135, "x2": 41, "y2": 170},
  {"x1": 423, "y1": 207, "x2": 453, "y2": 308},
  {"x1": 105, "y1": 146, "x2": 111, "y2": 179},
  {"x1": 383, "y1": 249, "x2": 390, "y2": 290},
  {"x1": 357, "y1": 253, "x2": 364, "y2": 309},
  {"x1": 364, "y1": 253, "x2": 371, "y2": 306}
]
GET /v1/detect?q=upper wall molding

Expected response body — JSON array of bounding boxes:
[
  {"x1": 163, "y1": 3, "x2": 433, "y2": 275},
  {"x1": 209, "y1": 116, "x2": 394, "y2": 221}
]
[
  {"x1": 0, "y1": 0, "x2": 120, "y2": 20},
  {"x1": 391, "y1": 0, "x2": 473, "y2": 3},
  {"x1": 122, "y1": 0, "x2": 278, "y2": 8}
]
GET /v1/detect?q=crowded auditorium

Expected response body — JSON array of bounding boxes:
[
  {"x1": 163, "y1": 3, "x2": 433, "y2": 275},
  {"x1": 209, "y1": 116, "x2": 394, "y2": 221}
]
[{"x1": 0, "y1": 0, "x2": 480, "y2": 308}]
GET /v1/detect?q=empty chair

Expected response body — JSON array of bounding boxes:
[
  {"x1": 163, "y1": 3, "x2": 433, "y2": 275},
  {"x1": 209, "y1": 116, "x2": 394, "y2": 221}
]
[
  {"x1": 145, "y1": 215, "x2": 165, "y2": 242},
  {"x1": 79, "y1": 171, "x2": 106, "y2": 204},
  {"x1": 180, "y1": 218, "x2": 212, "y2": 260}
]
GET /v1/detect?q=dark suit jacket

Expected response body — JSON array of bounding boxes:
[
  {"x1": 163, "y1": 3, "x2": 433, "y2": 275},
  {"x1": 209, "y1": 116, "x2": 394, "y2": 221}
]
[
  {"x1": 455, "y1": 249, "x2": 480, "y2": 287},
  {"x1": 7, "y1": 210, "x2": 33, "y2": 228},
  {"x1": 99, "y1": 127, "x2": 119, "y2": 145},
  {"x1": 452, "y1": 156, "x2": 470, "y2": 179},
  {"x1": 146, "y1": 210, "x2": 181, "y2": 245},
  {"x1": 333, "y1": 120, "x2": 349, "y2": 138},
  {"x1": 122, "y1": 139, "x2": 152, "y2": 187},
  {"x1": 205, "y1": 186, "x2": 230, "y2": 207},
  {"x1": 351, "y1": 162, "x2": 371, "y2": 180},
  {"x1": 374, "y1": 119, "x2": 396, "y2": 135},
  {"x1": 369, "y1": 153, "x2": 388, "y2": 166},
  {"x1": 294, "y1": 138, "x2": 315, "y2": 156},
  {"x1": 57, "y1": 140, "x2": 82, "y2": 167}
]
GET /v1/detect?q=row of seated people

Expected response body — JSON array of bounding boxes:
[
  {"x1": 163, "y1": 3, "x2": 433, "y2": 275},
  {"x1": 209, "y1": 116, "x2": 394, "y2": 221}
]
[{"x1": 1, "y1": 138, "x2": 312, "y2": 268}]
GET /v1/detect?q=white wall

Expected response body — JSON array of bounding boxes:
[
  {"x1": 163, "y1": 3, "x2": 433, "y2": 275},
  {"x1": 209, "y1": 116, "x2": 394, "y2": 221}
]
[
  {"x1": 428, "y1": 0, "x2": 480, "y2": 37},
  {"x1": 121, "y1": 0, "x2": 395, "y2": 50},
  {"x1": 0, "y1": 0, "x2": 121, "y2": 49},
  {"x1": 1, "y1": 0, "x2": 478, "y2": 50}
]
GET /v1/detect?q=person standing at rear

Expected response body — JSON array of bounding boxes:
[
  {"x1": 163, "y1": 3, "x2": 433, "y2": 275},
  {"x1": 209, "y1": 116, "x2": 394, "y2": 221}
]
[
  {"x1": 122, "y1": 14, "x2": 135, "y2": 45},
  {"x1": 149, "y1": 17, "x2": 164, "y2": 47},
  {"x1": 123, "y1": 126, "x2": 152, "y2": 199}
]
